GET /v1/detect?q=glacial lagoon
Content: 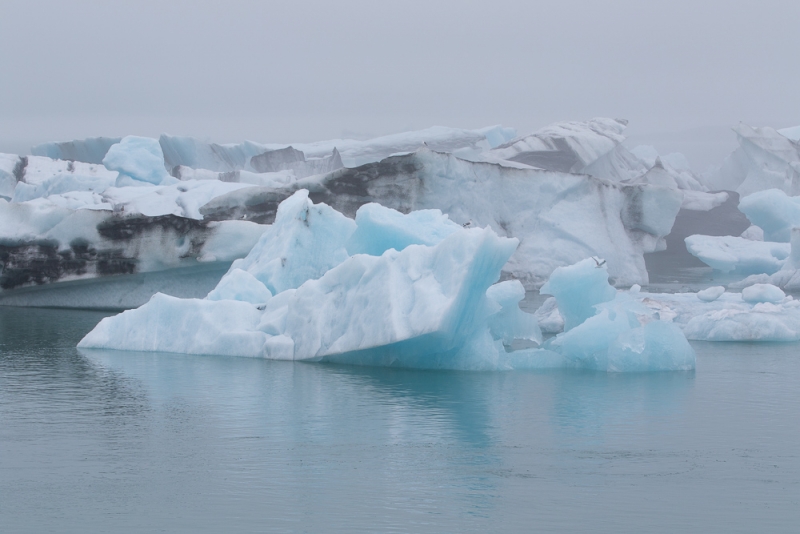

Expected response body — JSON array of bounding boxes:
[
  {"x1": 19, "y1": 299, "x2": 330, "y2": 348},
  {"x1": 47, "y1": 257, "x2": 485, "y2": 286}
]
[{"x1": 1, "y1": 305, "x2": 798, "y2": 533}]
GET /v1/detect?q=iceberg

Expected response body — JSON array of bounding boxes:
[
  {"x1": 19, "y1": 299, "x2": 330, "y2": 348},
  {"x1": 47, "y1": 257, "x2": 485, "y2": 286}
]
[
  {"x1": 633, "y1": 287, "x2": 800, "y2": 342},
  {"x1": 535, "y1": 281, "x2": 800, "y2": 343},
  {"x1": 202, "y1": 149, "x2": 682, "y2": 288},
  {"x1": 728, "y1": 228, "x2": 800, "y2": 291},
  {"x1": 535, "y1": 264, "x2": 695, "y2": 372},
  {"x1": 487, "y1": 118, "x2": 633, "y2": 174},
  {"x1": 80, "y1": 195, "x2": 535, "y2": 369},
  {"x1": 704, "y1": 123, "x2": 800, "y2": 195},
  {"x1": 625, "y1": 158, "x2": 726, "y2": 210},
  {"x1": 684, "y1": 234, "x2": 789, "y2": 274},
  {"x1": 103, "y1": 136, "x2": 177, "y2": 186},
  {"x1": 31, "y1": 137, "x2": 122, "y2": 164},
  {"x1": 738, "y1": 188, "x2": 800, "y2": 242},
  {"x1": 80, "y1": 196, "x2": 693, "y2": 372}
]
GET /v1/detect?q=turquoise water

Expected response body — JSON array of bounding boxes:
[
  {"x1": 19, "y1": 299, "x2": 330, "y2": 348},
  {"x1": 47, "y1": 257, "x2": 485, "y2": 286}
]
[{"x1": 1, "y1": 306, "x2": 798, "y2": 533}]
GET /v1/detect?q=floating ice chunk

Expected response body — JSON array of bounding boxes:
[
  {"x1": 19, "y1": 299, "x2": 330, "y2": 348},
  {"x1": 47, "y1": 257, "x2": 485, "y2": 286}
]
[
  {"x1": 486, "y1": 280, "x2": 542, "y2": 345},
  {"x1": 683, "y1": 304, "x2": 800, "y2": 342},
  {"x1": 201, "y1": 149, "x2": 683, "y2": 289},
  {"x1": 0, "y1": 154, "x2": 21, "y2": 199},
  {"x1": 228, "y1": 190, "x2": 356, "y2": 295},
  {"x1": 206, "y1": 268, "x2": 272, "y2": 304},
  {"x1": 684, "y1": 234, "x2": 789, "y2": 274},
  {"x1": 739, "y1": 189, "x2": 800, "y2": 242},
  {"x1": 543, "y1": 291, "x2": 694, "y2": 372},
  {"x1": 80, "y1": 293, "x2": 267, "y2": 356},
  {"x1": 606, "y1": 321, "x2": 695, "y2": 373},
  {"x1": 633, "y1": 289, "x2": 800, "y2": 342},
  {"x1": 80, "y1": 224, "x2": 527, "y2": 369},
  {"x1": 346, "y1": 203, "x2": 461, "y2": 256},
  {"x1": 103, "y1": 136, "x2": 177, "y2": 186},
  {"x1": 697, "y1": 286, "x2": 725, "y2": 302},
  {"x1": 680, "y1": 190, "x2": 729, "y2": 211},
  {"x1": 159, "y1": 135, "x2": 266, "y2": 173},
  {"x1": 741, "y1": 283, "x2": 785, "y2": 304},
  {"x1": 540, "y1": 258, "x2": 616, "y2": 331}
]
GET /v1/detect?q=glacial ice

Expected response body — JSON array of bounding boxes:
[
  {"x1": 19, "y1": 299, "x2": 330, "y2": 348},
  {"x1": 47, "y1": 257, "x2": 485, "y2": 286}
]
[
  {"x1": 535, "y1": 283, "x2": 800, "y2": 343},
  {"x1": 202, "y1": 149, "x2": 683, "y2": 288},
  {"x1": 103, "y1": 136, "x2": 177, "y2": 186},
  {"x1": 539, "y1": 258, "x2": 616, "y2": 330},
  {"x1": 221, "y1": 190, "x2": 357, "y2": 295},
  {"x1": 704, "y1": 123, "x2": 800, "y2": 195},
  {"x1": 738, "y1": 188, "x2": 800, "y2": 242},
  {"x1": 79, "y1": 195, "x2": 694, "y2": 372},
  {"x1": 535, "y1": 264, "x2": 695, "y2": 371},
  {"x1": 741, "y1": 283, "x2": 786, "y2": 304},
  {"x1": 0, "y1": 116, "x2": 753, "y2": 311},
  {"x1": 79, "y1": 199, "x2": 526, "y2": 368},
  {"x1": 31, "y1": 137, "x2": 122, "y2": 164},
  {"x1": 684, "y1": 234, "x2": 789, "y2": 274},
  {"x1": 0, "y1": 196, "x2": 267, "y2": 306},
  {"x1": 630, "y1": 288, "x2": 800, "y2": 342}
]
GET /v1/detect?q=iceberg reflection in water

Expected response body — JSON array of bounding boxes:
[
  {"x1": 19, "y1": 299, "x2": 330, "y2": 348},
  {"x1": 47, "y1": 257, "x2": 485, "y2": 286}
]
[{"x1": 1, "y1": 307, "x2": 799, "y2": 533}]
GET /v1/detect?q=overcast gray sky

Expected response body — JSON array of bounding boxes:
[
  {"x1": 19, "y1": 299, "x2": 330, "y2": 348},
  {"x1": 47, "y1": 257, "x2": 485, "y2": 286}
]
[{"x1": 1, "y1": 0, "x2": 798, "y2": 169}]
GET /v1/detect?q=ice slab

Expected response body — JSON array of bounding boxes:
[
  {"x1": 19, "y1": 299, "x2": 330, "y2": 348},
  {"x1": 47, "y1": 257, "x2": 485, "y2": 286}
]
[
  {"x1": 684, "y1": 234, "x2": 789, "y2": 274},
  {"x1": 637, "y1": 290, "x2": 800, "y2": 342}
]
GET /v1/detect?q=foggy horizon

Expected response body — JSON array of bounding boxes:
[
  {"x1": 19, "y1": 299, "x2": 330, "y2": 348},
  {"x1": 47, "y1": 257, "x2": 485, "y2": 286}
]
[{"x1": 2, "y1": 0, "x2": 799, "y2": 170}]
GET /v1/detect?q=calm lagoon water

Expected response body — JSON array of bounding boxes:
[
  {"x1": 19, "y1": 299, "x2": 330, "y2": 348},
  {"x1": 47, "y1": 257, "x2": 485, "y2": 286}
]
[{"x1": 1, "y1": 306, "x2": 798, "y2": 533}]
